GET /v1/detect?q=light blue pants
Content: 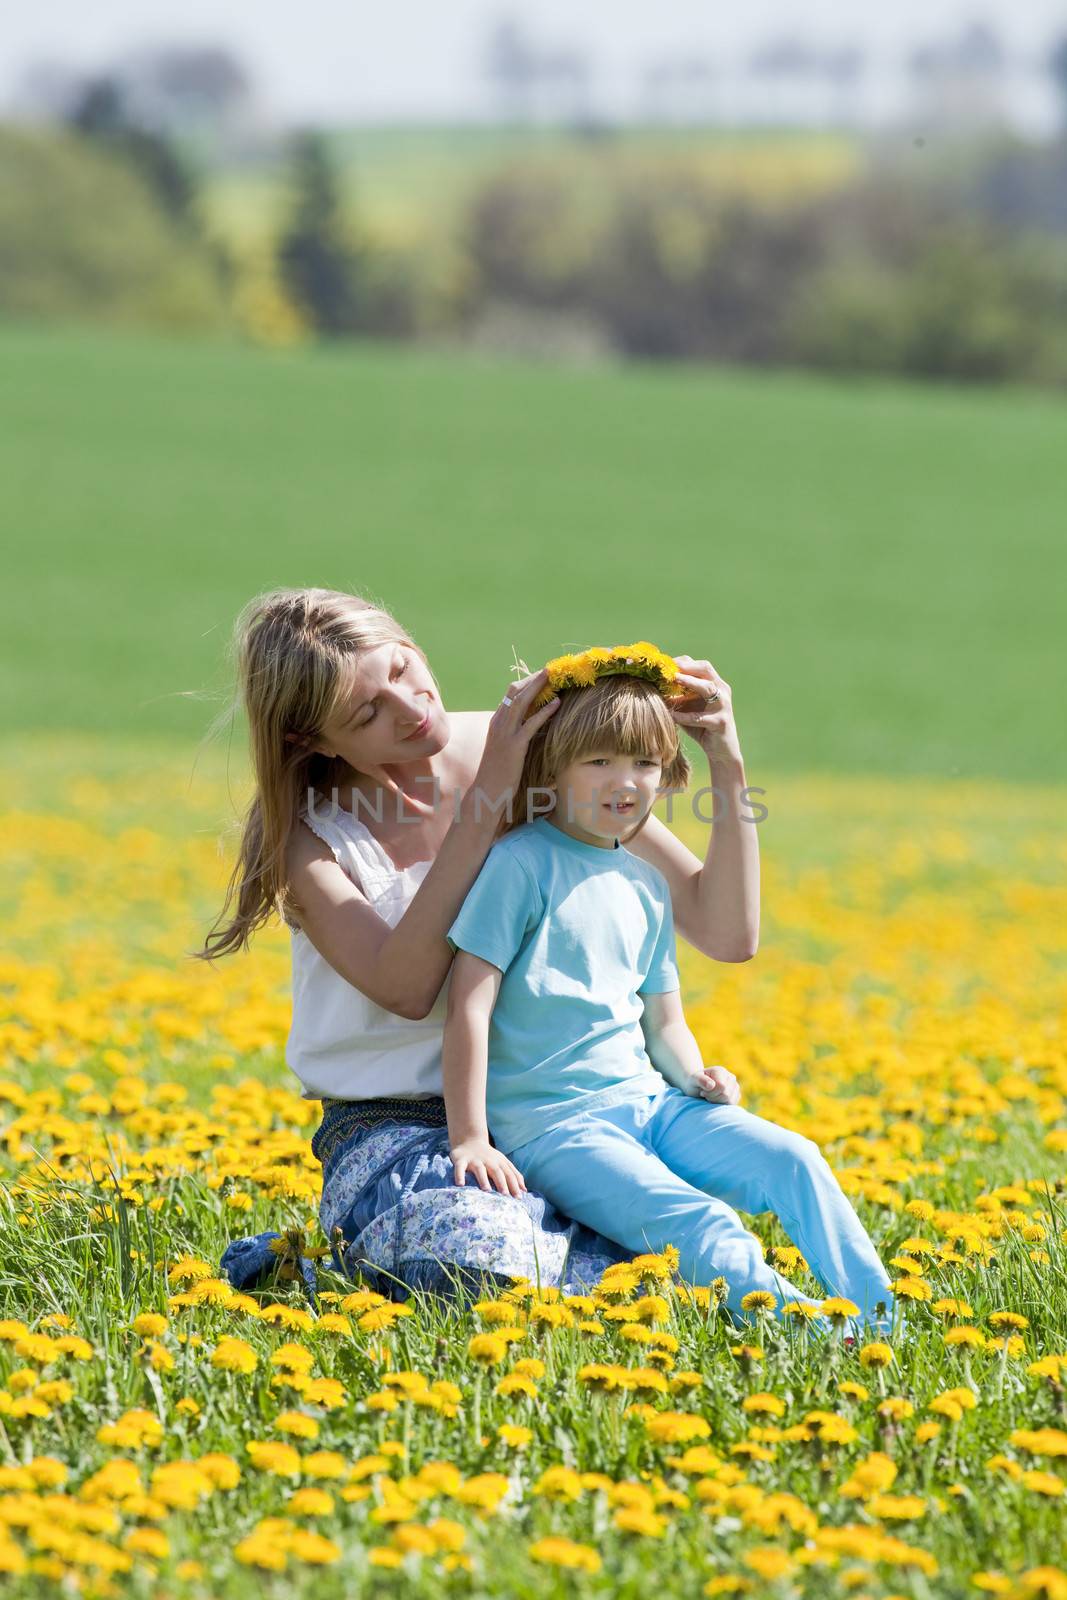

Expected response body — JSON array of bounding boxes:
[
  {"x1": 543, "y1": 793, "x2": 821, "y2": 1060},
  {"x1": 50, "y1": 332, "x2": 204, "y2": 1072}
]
[{"x1": 507, "y1": 1083, "x2": 895, "y2": 1335}]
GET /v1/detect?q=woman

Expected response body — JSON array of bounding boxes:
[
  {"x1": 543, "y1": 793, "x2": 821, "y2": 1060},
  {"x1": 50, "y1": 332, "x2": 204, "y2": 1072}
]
[{"x1": 202, "y1": 588, "x2": 757, "y2": 1303}]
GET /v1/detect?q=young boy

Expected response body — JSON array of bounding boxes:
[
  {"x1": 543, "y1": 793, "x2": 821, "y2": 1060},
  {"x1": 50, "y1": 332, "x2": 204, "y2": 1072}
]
[{"x1": 442, "y1": 650, "x2": 895, "y2": 1334}]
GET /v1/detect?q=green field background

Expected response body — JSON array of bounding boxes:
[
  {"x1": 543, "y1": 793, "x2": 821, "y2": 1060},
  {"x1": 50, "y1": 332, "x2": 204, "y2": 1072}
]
[{"x1": 2, "y1": 321, "x2": 1062, "y2": 784}]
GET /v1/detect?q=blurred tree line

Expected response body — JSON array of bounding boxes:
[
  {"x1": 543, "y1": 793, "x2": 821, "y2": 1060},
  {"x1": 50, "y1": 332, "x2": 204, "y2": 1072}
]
[
  {"x1": 459, "y1": 154, "x2": 1067, "y2": 383},
  {"x1": 1, "y1": 65, "x2": 1066, "y2": 385}
]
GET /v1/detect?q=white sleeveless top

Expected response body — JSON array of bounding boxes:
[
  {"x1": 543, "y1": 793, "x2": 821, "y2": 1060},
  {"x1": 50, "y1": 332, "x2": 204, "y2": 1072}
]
[{"x1": 283, "y1": 805, "x2": 451, "y2": 1101}]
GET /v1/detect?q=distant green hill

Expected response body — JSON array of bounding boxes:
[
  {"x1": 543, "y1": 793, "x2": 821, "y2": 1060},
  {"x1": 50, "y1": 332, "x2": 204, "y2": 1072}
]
[
  {"x1": 0, "y1": 126, "x2": 230, "y2": 331},
  {"x1": 1, "y1": 323, "x2": 1061, "y2": 781}
]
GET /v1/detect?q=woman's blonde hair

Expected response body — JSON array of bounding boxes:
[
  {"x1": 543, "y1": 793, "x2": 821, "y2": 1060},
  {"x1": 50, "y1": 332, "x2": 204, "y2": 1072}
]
[
  {"x1": 196, "y1": 587, "x2": 428, "y2": 960},
  {"x1": 499, "y1": 674, "x2": 691, "y2": 841}
]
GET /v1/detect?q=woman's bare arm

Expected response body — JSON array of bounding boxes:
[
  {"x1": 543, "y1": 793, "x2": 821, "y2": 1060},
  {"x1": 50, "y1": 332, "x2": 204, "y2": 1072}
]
[
  {"x1": 286, "y1": 817, "x2": 494, "y2": 1018},
  {"x1": 627, "y1": 656, "x2": 760, "y2": 964},
  {"x1": 626, "y1": 751, "x2": 760, "y2": 963}
]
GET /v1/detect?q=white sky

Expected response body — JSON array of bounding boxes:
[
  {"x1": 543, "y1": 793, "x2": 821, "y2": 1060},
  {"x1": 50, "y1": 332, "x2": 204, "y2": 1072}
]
[{"x1": 3, "y1": 1, "x2": 1064, "y2": 119}]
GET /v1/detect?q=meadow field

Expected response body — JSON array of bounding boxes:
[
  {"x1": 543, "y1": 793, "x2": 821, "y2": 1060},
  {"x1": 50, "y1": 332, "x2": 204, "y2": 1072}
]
[{"x1": 1, "y1": 325, "x2": 1065, "y2": 1596}]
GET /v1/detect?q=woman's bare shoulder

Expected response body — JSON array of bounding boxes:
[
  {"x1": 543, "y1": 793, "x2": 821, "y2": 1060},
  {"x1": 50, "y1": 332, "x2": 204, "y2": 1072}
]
[
  {"x1": 450, "y1": 708, "x2": 493, "y2": 736},
  {"x1": 285, "y1": 816, "x2": 334, "y2": 876},
  {"x1": 283, "y1": 818, "x2": 354, "y2": 919},
  {"x1": 447, "y1": 709, "x2": 493, "y2": 769}
]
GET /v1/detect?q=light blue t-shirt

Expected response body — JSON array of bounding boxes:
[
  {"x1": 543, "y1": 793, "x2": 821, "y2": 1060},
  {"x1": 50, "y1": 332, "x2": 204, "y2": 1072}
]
[{"x1": 445, "y1": 816, "x2": 680, "y2": 1155}]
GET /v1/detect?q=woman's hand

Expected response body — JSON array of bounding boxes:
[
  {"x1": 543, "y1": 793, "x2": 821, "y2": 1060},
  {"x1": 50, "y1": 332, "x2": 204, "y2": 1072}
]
[
  {"x1": 682, "y1": 1063, "x2": 743, "y2": 1106},
  {"x1": 669, "y1": 655, "x2": 742, "y2": 765},
  {"x1": 471, "y1": 667, "x2": 560, "y2": 823},
  {"x1": 451, "y1": 1136, "x2": 528, "y2": 1197}
]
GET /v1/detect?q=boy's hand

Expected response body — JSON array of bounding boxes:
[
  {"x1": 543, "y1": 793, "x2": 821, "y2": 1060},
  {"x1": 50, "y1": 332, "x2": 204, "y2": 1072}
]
[
  {"x1": 684, "y1": 1064, "x2": 742, "y2": 1106},
  {"x1": 451, "y1": 1136, "x2": 528, "y2": 1197}
]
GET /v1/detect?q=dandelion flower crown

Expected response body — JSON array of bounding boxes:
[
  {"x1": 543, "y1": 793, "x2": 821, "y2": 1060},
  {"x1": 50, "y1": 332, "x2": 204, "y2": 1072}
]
[{"x1": 521, "y1": 640, "x2": 687, "y2": 715}]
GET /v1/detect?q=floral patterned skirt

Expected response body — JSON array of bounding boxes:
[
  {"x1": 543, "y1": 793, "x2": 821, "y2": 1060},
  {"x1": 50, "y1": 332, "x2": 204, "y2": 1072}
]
[{"x1": 313, "y1": 1096, "x2": 632, "y2": 1303}]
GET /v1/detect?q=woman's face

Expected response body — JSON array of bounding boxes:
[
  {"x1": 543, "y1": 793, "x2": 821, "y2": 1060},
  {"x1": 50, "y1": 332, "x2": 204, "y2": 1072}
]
[{"x1": 314, "y1": 643, "x2": 447, "y2": 769}]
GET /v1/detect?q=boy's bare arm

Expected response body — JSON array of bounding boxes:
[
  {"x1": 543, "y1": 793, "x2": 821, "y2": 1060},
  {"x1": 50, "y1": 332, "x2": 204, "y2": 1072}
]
[
  {"x1": 640, "y1": 989, "x2": 742, "y2": 1105},
  {"x1": 442, "y1": 949, "x2": 527, "y2": 1194}
]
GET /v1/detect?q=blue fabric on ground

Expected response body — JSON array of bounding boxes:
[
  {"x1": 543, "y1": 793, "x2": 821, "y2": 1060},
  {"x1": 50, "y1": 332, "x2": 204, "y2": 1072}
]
[{"x1": 219, "y1": 1097, "x2": 632, "y2": 1308}]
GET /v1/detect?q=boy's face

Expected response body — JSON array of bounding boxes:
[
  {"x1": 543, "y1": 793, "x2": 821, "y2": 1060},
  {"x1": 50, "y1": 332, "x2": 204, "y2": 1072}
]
[{"x1": 548, "y1": 746, "x2": 664, "y2": 847}]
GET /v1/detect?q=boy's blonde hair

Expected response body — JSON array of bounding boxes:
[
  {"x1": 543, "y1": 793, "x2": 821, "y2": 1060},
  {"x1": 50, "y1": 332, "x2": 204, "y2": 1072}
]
[
  {"x1": 499, "y1": 674, "x2": 691, "y2": 840},
  {"x1": 197, "y1": 587, "x2": 428, "y2": 959}
]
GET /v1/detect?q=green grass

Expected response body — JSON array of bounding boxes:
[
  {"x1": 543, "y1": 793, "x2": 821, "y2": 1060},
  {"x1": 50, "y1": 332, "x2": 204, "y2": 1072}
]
[
  {"x1": 1, "y1": 321, "x2": 1063, "y2": 780},
  {"x1": 2, "y1": 742, "x2": 1066, "y2": 1596}
]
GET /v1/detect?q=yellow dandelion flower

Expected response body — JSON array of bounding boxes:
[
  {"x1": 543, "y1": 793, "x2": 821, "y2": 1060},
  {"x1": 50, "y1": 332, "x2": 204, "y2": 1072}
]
[
  {"x1": 742, "y1": 1393, "x2": 786, "y2": 1417},
  {"x1": 339, "y1": 1290, "x2": 387, "y2": 1313},
  {"x1": 468, "y1": 1333, "x2": 508, "y2": 1365},
  {"x1": 781, "y1": 1302, "x2": 824, "y2": 1321},
  {"x1": 316, "y1": 1314, "x2": 351, "y2": 1335},
  {"x1": 533, "y1": 1465, "x2": 584, "y2": 1502},
  {"x1": 167, "y1": 1256, "x2": 213, "y2": 1287},
  {"x1": 1021, "y1": 1471, "x2": 1064, "y2": 1497},
  {"x1": 859, "y1": 1342, "x2": 895, "y2": 1369},
  {"x1": 740, "y1": 1291, "x2": 777, "y2": 1313},
  {"x1": 945, "y1": 1326, "x2": 988, "y2": 1349},
  {"x1": 1029, "y1": 1356, "x2": 1067, "y2": 1382},
  {"x1": 892, "y1": 1277, "x2": 933, "y2": 1301},
  {"x1": 235, "y1": 1536, "x2": 287, "y2": 1572},
  {"x1": 472, "y1": 1299, "x2": 518, "y2": 1323},
  {"x1": 247, "y1": 1441, "x2": 301, "y2": 1477},
  {"x1": 303, "y1": 1451, "x2": 348, "y2": 1480},
  {"x1": 289, "y1": 1529, "x2": 342, "y2": 1564},
  {"x1": 528, "y1": 1536, "x2": 601, "y2": 1572},
  {"x1": 358, "y1": 1305, "x2": 412, "y2": 1332},
  {"x1": 744, "y1": 1548, "x2": 794, "y2": 1580},
  {"x1": 646, "y1": 1411, "x2": 712, "y2": 1444},
  {"x1": 211, "y1": 1337, "x2": 258, "y2": 1375},
  {"x1": 270, "y1": 1342, "x2": 315, "y2": 1374},
  {"x1": 304, "y1": 1378, "x2": 346, "y2": 1409},
  {"x1": 933, "y1": 1298, "x2": 975, "y2": 1318},
  {"x1": 868, "y1": 1493, "x2": 927, "y2": 1520},
  {"x1": 821, "y1": 1297, "x2": 860, "y2": 1320},
  {"x1": 453, "y1": 1472, "x2": 510, "y2": 1511},
  {"x1": 288, "y1": 1488, "x2": 333, "y2": 1516},
  {"x1": 512, "y1": 1358, "x2": 545, "y2": 1378},
  {"x1": 259, "y1": 1304, "x2": 315, "y2": 1332},
  {"x1": 940, "y1": 1386, "x2": 978, "y2": 1410},
  {"x1": 614, "y1": 1505, "x2": 667, "y2": 1537},
  {"x1": 276, "y1": 1411, "x2": 319, "y2": 1441},
  {"x1": 1010, "y1": 1428, "x2": 1067, "y2": 1458},
  {"x1": 197, "y1": 1453, "x2": 241, "y2": 1490},
  {"x1": 839, "y1": 1452, "x2": 898, "y2": 1498},
  {"x1": 495, "y1": 1373, "x2": 538, "y2": 1399},
  {"x1": 123, "y1": 1527, "x2": 170, "y2": 1559},
  {"x1": 132, "y1": 1314, "x2": 168, "y2": 1338}
]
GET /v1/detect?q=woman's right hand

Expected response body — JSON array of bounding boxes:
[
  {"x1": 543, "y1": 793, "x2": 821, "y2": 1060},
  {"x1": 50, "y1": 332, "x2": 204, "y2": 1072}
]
[
  {"x1": 472, "y1": 667, "x2": 560, "y2": 820},
  {"x1": 451, "y1": 1136, "x2": 527, "y2": 1197}
]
